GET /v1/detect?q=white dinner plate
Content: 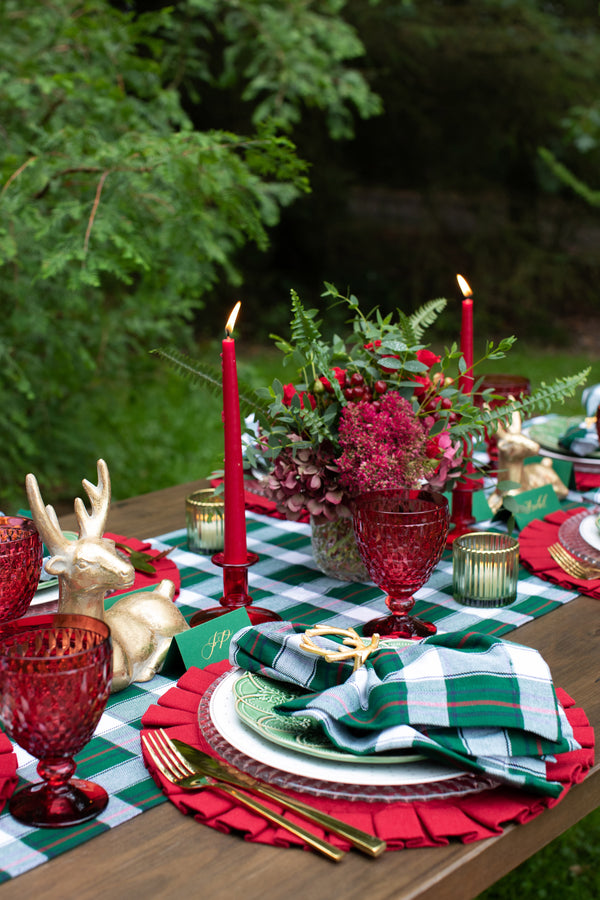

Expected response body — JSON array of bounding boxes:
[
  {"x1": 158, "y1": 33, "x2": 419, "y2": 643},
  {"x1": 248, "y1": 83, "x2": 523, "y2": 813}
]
[
  {"x1": 209, "y1": 669, "x2": 460, "y2": 787},
  {"x1": 579, "y1": 515, "x2": 600, "y2": 553}
]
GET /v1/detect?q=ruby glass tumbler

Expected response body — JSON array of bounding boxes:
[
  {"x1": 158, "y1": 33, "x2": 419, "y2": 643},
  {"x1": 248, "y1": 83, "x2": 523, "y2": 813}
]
[
  {"x1": 352, "y1": 489, "x2": 450, "y2": 639},
  {"x1": 0, "y1": 614, "x2": 112, "y2": 827},
  {"x1": 0, "y1": 516, "x2": 43, "y2": 622}
]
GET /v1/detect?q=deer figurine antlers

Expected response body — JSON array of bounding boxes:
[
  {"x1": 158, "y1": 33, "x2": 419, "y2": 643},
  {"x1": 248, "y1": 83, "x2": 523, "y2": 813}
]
[
  {"x1": 25, "y1": 460, "x2": 189, "y2": 693},
  {"x1": 26, "y1": 459, "x2": 134, "y2": 619}
]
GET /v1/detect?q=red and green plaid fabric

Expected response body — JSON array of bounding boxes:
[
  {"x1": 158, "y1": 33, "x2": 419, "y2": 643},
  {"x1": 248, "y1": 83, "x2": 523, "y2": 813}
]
[{"x1": 0, "y1": 511, "x2": 582, "y2": 881}]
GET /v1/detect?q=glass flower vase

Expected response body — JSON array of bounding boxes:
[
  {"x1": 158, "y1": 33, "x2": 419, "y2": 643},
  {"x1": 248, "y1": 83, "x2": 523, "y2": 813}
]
[{"x1": 310, "y1": 514, "x2": 369, "y2": 582}]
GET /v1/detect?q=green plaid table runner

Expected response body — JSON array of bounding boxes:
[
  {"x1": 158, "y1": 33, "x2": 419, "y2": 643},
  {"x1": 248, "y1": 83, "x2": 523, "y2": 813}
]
[{"x1": 0, "y1": 511, "x2": 580, "y2": 881}]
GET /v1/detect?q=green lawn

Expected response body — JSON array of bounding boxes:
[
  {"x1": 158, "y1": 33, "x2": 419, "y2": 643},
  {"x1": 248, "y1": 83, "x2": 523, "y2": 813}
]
[{"x1": 477, "y1": 808, "x2": 600, "y2": 899}]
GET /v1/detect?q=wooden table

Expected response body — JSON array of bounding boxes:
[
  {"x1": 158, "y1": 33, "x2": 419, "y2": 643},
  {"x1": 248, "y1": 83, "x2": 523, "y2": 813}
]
[{"x1": 2, "y1": 479, "x2": 598, "y2": 900}]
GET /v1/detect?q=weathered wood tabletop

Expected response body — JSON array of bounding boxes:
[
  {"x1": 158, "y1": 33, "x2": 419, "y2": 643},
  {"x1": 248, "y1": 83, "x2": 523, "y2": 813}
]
[{"x1": 1, "y1": 479, "x2": 598, "y2": 900}]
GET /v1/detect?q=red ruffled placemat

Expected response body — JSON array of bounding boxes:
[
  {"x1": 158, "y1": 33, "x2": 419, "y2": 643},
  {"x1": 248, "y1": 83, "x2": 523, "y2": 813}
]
[
  {"x1": 0, "y1": 731, "x2": 17, "y2": 814},
  {"x1": 140, "y1": 661, "x2": 594, "y2": 852},
  {"x1": 105, "y1": 533, "x2": 181, "y2": 599},
  {"x1": 519, "y1": 508, "x2": 600, "y2": 598},
  {"x1": 574, "y1": 471, "x2": 600, "y2": 492}
]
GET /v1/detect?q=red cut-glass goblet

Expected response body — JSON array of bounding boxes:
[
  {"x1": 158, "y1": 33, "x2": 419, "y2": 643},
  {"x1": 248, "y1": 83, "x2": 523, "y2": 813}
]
[
  {"x1": 0, "y1": 516, "x2": 43, "y2": 622},
  {"x1": 0, "y1": 614, "x2": 112, "y2": 827},
  {"x1": 352, "y1": 489, "x2": 450, "y2": 639}
]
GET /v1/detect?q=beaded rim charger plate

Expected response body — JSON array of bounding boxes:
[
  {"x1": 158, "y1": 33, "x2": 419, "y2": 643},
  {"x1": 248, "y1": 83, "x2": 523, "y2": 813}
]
[
  {"x1": 578, "y1": 514, "x2": 600, "y2": 553},
  {"x1": 198, "y1": 670, "x2": 499, "y2": 803},
  {"x1": 523, "y1": 415, "x2": 600, "y2": 465},
  {"x1": 559, "y1": 509, "x2": 600, "y2": 567},
  {"x1": 233, "y1": 671, "x2": 424, "y2": 765}
]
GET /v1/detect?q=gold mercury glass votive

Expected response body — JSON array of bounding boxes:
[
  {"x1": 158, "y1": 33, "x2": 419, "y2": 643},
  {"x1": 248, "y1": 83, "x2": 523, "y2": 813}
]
[
  {"x1": 452, "y1": 532, "x2": 519, "y2": 608},
  {"x1": 186, "y1": 489, "x2": 225, "y2": 554}
]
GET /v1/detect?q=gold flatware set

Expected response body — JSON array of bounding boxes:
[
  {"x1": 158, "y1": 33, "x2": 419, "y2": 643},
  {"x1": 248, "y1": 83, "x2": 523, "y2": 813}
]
[
  {"x1": 548, "y1": 542, "x2": 600, "y2": 580},
  {"x1": 142, "y1": 729, "x2": 386, "y2": 862}
]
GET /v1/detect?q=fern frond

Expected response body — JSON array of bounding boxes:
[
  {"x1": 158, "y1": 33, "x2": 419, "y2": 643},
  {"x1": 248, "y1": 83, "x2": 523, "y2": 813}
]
[
  {"x1": 289, "y1": 289, "x2": 322, "y2": 351},
  {"x1": 151, "y1": 347, "x2": 272, "y2": 421},
  {"x1": 476, "y1": 369, "x2": 590, "y2": 433},
  {"x1": 407, "y1": 298, "x2": 447, "y2": 340}
]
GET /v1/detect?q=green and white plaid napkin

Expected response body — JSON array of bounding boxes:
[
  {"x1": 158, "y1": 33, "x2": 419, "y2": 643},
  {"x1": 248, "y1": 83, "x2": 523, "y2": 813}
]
[{"x1": 230, "y1": 622, "x2": 579, "y2": 796}]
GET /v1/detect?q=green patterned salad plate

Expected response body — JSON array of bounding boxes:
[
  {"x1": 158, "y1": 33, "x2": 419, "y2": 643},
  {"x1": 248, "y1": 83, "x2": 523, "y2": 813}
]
[
  {"x1": 524, "y1": 415, "x2": 600, "y2": 459},
  {"x1": 233, "y1": 671, "x2": 423, "y2": 765}
]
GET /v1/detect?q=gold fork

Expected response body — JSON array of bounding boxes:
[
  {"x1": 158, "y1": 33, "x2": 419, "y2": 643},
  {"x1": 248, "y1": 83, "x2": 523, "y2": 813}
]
[
  {"x1": 548, "y1": 543, "x2": 600, "y2": 580},
  {"x1": 142, "y1": 730, "x2": 345, "y2": 862}
]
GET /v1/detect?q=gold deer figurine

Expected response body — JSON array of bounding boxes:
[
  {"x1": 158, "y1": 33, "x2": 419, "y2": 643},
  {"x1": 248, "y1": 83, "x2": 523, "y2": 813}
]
[
  {"x1": 488, "y1": 411, "x2": 568, "y2": 514},
  {"x1": 26, "y1": 459, "x2": 189, "y2": 692}
]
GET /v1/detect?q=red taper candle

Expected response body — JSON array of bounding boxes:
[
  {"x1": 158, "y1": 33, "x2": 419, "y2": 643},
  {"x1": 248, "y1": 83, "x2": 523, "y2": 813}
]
[
  {"x1": 221, "y1": 301, "x2": 247, "y2": 564},
  {"x1": 457, "y1": 274, "x2": 474, "y2": 395}
]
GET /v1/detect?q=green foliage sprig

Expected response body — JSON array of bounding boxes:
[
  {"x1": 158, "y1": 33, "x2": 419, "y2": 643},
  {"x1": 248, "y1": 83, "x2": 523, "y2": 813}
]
[{"x1": 158, "y1": 283, "x2": 590, "y2": 505}]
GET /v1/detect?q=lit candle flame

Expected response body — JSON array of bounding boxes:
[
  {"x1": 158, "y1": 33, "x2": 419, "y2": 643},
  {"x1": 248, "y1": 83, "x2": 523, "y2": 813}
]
[
  {"x1": 225, "y1": 301, "x2": 241, "y2": 337},
  {"x1": 456, "y1": 274, "x2": 472, "y2": 298}
]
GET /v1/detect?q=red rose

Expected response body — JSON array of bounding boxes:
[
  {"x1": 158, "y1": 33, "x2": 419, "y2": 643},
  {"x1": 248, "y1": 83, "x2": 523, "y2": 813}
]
[
  {"x1": 282, "y1": 383, "x2": 297, "y2": 406},
  {"x1": 417, "y1": 349, "x2": 441, "y2": 369},
  {"x1": 282, "y1": 383, "x2": 316, "y2": 410},
  {"x1": 319, "y1": 367, "x2": 347, "y2": 393}
]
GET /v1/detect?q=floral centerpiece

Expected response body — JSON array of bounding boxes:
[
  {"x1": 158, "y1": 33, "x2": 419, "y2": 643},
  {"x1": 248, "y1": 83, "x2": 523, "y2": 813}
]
[{"x1": 156, "y1": 283, "x2": 588, "y2": 579}]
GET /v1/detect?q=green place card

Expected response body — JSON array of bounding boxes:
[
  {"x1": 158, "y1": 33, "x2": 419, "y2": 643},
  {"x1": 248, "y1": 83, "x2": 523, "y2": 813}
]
[
  {"x1": 522, "y1": 455, "x2": 574, "y2": 492},
  {"x1": 503, "y1": 483, "x2": 561, "y2": 530},
  {"x1": 162, "y1": 607, "x2": 252, "y2": 675},
  {"x1": 472, "y1": 489, "x2": 494, "y2": 522}
]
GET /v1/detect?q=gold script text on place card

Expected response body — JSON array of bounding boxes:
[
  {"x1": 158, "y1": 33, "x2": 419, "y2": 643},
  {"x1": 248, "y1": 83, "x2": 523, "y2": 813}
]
[
  {"x1": 518, "y1": 495, "x2": 549, "y2": 514},
  {"x1": 201, "y1": 629, "x2": 233, "y2": 661}
]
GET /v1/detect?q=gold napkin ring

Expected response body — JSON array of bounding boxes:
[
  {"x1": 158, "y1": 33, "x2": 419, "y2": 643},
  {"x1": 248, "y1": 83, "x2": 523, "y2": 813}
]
[{"x1": 300, "y1": 625, "x2": 380, "y2": 672}]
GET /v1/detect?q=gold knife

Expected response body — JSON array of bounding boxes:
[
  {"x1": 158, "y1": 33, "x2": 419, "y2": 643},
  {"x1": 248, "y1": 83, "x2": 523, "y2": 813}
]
[{"x1": 172, "y1": 738, "x2": 386, "y2": 858}]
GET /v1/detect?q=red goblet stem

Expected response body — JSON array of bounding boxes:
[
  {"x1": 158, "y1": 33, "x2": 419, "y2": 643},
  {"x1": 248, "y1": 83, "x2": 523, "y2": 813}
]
[
  {"x1": 386, "y1": 594, "x2": 416, "y2": 616},
  {"x1": 38, "y1": 757, "x2": 77, "y2": 787}
]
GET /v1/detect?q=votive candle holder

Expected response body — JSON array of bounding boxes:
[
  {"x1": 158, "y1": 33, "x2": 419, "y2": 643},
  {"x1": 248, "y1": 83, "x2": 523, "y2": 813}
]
[
  {"x1": 452, "y1": 531, "x2": 519, "y2": 608},
  {"x1": 186, "y1": 489, "x2": 225, "y2": 554}
]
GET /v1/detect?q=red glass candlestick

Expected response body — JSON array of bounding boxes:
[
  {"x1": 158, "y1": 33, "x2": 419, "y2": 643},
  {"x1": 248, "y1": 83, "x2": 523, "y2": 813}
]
[
  {"x1": 190, "y1": 550, "x2": 279, "y2": 626},
  {"x1": 446, "y1": 474, "x2": 477, "y2": 546}
]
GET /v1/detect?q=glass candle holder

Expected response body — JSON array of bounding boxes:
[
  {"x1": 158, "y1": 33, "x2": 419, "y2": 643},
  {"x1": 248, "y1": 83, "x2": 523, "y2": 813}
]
[
  {"x1": 186, "y1": 489, "x2": 225, "y2": 554},
  {"x1": 452, "y1": 531, "x2": 519, "y2": 608}
]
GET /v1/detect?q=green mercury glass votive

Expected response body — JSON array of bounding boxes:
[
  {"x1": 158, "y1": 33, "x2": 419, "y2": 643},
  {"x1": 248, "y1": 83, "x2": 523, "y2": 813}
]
[
  {"x1": 186, "y1": 489, "x2": 225, "y2": 554},
  {"x1": 452, "y1": 532, "x2": 519, "y2": 608}
]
